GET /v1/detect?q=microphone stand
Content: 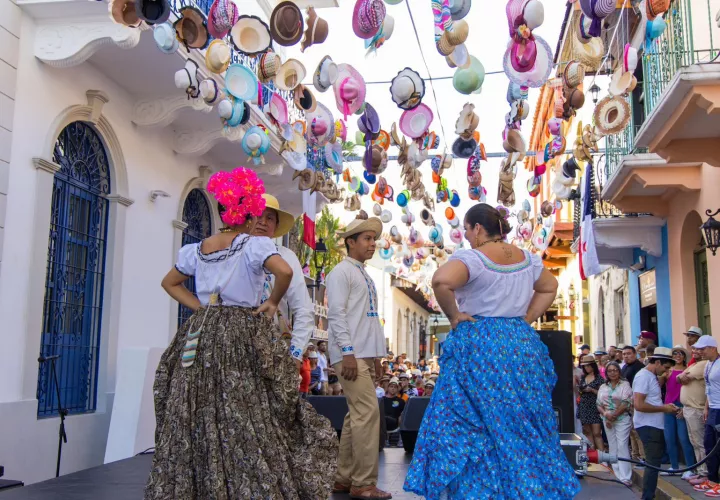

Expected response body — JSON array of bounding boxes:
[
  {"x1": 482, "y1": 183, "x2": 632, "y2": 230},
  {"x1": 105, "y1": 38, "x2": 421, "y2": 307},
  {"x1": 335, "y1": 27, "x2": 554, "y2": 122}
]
[{"x1": 39, "y1": 355, "x2": 67, "y2": 478}]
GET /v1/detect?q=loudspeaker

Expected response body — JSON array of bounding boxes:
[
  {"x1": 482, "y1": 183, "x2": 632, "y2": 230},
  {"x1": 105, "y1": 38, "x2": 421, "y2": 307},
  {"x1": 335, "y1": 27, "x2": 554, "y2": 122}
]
[
  {"x1": 537, "y1": 330, "x2": 575, "y2": 434},
  {"x1": 399, "y1": 396, "x2": 431, "y2": 453},
  {"x1": 306, "y1": 396, "x2": 387, "y2": 451}
]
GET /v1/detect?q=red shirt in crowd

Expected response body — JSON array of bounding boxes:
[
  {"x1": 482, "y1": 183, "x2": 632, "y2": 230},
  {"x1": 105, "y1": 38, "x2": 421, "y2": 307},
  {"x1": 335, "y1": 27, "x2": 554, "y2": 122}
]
[{"x1": 299, "y1": 358, "x2": 311, "y2": 393}]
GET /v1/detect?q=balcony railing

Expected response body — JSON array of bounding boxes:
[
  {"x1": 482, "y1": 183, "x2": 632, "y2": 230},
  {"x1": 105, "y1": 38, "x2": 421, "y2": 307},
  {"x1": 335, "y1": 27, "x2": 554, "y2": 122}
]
[
  {"x1": 642, "y1": 0, "x2": 720, "y2": 117},
  {"x1": 168, "y1": 0, "x2": 303, "y2": 122}
]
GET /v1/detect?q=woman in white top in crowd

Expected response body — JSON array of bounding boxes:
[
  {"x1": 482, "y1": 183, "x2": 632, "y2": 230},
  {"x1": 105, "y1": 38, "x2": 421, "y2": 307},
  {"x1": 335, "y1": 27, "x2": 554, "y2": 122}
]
[
  {"x1": 596, "y1": 361, "x2": 633, "y2": 485},
  {"x1": 145, "y1": 168, "x2": 337, "y2": 500},
  {"x1": 404, "y1": 203, "x2": 580, "y2": 499}
]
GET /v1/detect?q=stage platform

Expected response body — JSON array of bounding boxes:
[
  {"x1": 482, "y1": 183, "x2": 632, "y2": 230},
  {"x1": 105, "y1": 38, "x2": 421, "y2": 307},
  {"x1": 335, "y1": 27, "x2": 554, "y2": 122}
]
[{"x1": 0, "y1": 448, "x2": 637, "y2": 499}]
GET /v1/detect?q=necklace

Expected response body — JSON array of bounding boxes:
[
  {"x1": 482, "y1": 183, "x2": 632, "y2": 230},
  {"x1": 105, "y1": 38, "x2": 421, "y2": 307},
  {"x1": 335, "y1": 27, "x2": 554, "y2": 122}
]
[
  {"x1": 219, "y1": 227, "x2": 235, "y2": 233},
  {"x1": 476, "y1": 238, "x2": 503, "y2": 249}
]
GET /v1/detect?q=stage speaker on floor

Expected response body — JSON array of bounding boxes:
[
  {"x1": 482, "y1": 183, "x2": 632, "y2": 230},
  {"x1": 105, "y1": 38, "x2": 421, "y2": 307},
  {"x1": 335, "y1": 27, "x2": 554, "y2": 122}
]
[
  {"x1": 306, "y1": 396, "x2": 387, "y2": 451},
  {"x1": 399, "y1": 397, "x2": 431, "y2": 453},
  {"x1": 537, "y1": 330, "x2": 575, "y2": 434}
]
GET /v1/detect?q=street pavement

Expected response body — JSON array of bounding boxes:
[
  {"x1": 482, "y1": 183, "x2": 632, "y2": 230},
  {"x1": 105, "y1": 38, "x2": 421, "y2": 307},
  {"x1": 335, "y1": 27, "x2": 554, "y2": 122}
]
[{"x1": 331, "y1": 448, "x2": 641, "y2": 499}]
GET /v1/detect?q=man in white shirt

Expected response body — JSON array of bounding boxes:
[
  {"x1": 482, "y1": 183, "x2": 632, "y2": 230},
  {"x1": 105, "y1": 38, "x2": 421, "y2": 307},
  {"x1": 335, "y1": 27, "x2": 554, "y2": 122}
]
[
  {"x1": 326, "y1": 216, "x2": 390, "y2": 500},
  {"x1": 253, "y1": 195, "x2": 315, "y2": 370},
  {"x1": 691, "y1": 336, "x2": 720, "y2": 494},
  {"x1": 317, "y1": 340, "x2": 329, "y2": 394},
  {"x1": 633, "y1": 346, "x2": 680, "y2": 500}
]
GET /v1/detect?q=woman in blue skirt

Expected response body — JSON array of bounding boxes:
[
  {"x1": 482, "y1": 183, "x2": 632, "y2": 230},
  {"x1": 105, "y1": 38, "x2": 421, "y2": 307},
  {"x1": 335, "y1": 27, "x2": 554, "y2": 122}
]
[{"x1": 404, "y1": 203, "x2": 581, "y2": 499}]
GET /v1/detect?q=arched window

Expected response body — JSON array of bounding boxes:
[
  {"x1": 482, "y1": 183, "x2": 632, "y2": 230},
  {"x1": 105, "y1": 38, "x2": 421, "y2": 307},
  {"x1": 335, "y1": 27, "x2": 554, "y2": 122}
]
[
  {"x1": 37, "y1": 122, "x2": 111, "y2": 417},
  {"x1": 178, "y1": 188, "x2": 213, "y2": 326}
]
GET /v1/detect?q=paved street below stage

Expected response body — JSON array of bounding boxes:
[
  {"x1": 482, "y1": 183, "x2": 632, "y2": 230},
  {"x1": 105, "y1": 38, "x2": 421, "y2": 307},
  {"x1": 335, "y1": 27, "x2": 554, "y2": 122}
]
[{"x1": 331, "y1": 448, "x2": 641, "y2": 499}]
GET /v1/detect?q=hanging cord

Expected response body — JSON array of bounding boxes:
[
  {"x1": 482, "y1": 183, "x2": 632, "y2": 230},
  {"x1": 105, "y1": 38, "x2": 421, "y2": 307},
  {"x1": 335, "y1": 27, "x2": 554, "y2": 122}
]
[
  {"x1": 404, "y1": 0, "x2": 449, "y2": 149},
  {"x1": 587, "y1": 0, "x2": 629, "y2": 92}
]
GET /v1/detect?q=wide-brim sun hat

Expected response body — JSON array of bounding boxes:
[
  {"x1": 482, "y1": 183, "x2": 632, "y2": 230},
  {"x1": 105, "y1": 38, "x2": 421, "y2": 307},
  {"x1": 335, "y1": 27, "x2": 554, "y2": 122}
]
[
  {"x1": 649, "y1": 346, "x2": 676, "y2": 362},
  {"x1": 579, "y1": 354, "x2": 597, "y2": 365},
  {"x1": 224, "y1": 99, "x2": 251, "y2": 127},
  {"x1": 314, "y1": 55, "x2": 338, "y2": 93},
  {"x1": 205, "y1": 39, "x2": 231, "y2": 74},
  {"x1": 174, "y1": 6, "x2": 209, "y2": 49},
  {"x1": 579, "y1": 0, "x2": 615, "y2": 37},
  {"x1": 399, "y1": 103, "x2": 433, "y2": 139},
  {"x1": 452, "y1": 136, "x2": 477, "y2": 158},
  {"x1": 293, "y1": 84, "x2": 317, "y2": 113},
  {"x1": 225, "y1": 63, "x2": 258, "y2": 101},
  {"x1": 509, "y1": 38, "x2": 538, "y2": 73},
  {"x1": 338, "y1": 216, "x2": 383, "y2": 239},
  {"x1": 270, "y1": 1, "x2": 304, "y2": 46},
  {"x1": 275, "y1": 59, "x2": 307, "y2": 91},
  {"x1": 261, "y1": 194, "x2": 295, "y2": 237},
  {"x1": 325, "y1": 141, "x2": 343, "y2": 173},
  {"x1": 450, "y1": 0, "x2": 472, "y2": 20},
  {"x1": 573, "y1": 30, "x2": 605, "y2": 71},
  {"x1": 301, "y1": 7, "x2": 329, "y2": 52},
  {"x1": 153, "y1": 22, "x2": 179, "y2": 53},
  {"x1": 230, "y1": 15, "x2": 272, "y2": 56},
  {"x1": 390, "y1": 68, "x2": 425, "y2": 110},
  {"x1": 609, "y1": 68, "x2": 634, "y2": 96},
  {"x1": 594, "y1": 96, "x2": 631, "y2": 135},
  {"x1": 352, "y1": 0, "x2": 386, "y2": 40},
  {"x1": 111, "y1": 0, "x2": 141, "y2": 27},
  {"x1": 242, "y1": 125, "x2": 271, "y2": 156},
  {"x1": 333, "y1": 63, "x2": 366, "y2": 119},
  {"x1": 135, "y1": 0, "x2": 170, "y2": 25},
  {"x1": 306, "y1": 101, "x2": 335, "y2": 147},
  {"x1": 504, "y1": 34, "x2": 552, "y2": 88},
  {"x1": 207, "y1": 0, "x2": 238, "y2": 39},
  {"x1": 265, "y1": 92, "x2": 289, "y2": 124}
]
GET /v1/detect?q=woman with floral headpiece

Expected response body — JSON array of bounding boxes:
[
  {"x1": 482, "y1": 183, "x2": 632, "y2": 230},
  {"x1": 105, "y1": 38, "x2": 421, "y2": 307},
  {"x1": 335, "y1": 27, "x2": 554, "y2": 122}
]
[{"x1": 145, "y1": 168, "x2": 337, "y2": 500}]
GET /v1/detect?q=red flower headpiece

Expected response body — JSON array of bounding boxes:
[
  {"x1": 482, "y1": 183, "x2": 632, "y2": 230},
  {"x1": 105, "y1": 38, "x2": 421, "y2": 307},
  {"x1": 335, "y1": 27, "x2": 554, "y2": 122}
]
[{"x1": 207, "y1": 167, "x2": 266, "y2": 226}]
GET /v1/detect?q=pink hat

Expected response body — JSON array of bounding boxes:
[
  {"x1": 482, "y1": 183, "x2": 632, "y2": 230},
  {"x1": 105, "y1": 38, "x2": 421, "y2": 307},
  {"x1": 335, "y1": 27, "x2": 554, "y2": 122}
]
[
  {"x1": 352, "y1": 0, "x2": 385, "y2": 39},
  {"x1": 399, "y1": 103, "x2": 433, "y2": 139},
  {"x1": 207, "y1": 0, "x2": 238, "y2": 39},
  {"x1": 510, "y1": 39, "x2": 537, "y2": 72},
  {"x1": 333, "y1": 64, "x2": 366, "y2": 120},
  {"x1": 264, "y1": 92, "x2": 288, "y2": 125}
]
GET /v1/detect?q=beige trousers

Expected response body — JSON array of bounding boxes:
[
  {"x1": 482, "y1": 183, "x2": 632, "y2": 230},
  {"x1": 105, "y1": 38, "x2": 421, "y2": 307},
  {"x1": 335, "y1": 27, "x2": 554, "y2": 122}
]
[
  {"x1": 334, "y1": 358, "x2": 380, "y2": 488},
  {"x1": 630, "y1": 426, "x2": 646, "y2": 461},
  {"x1": 684, "y1": 406, "x2": 709, "y2": 476}
]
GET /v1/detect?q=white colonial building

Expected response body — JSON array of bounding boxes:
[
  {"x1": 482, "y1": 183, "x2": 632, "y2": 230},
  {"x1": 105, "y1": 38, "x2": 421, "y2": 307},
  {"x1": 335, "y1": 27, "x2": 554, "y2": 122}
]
[{"x1": 0, "y1": 0, "x2": 337, "y2": 485}]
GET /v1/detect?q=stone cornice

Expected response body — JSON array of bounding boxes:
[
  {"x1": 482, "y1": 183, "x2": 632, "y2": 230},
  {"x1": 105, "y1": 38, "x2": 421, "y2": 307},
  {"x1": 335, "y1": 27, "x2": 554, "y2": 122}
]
[
  {"x1": 107, "y1": 194, "x2": 135, "y2": 207},
  {"x1": 33, "y1": 157, "x2": 61, "y2": 174},
  {"x1": 132, "y1": 96, "x2": 212, "y2": 128},
  {"x1": 172, "y1": 219, "x2": 188, "y2": 231}
]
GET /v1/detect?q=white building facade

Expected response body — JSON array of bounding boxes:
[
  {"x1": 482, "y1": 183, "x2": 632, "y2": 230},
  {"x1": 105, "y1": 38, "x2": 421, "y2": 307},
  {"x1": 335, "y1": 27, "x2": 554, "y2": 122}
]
[
  {"x1": 0, "y1": 0, "x2": 324, "y2": 484},
  {"x1": 588, "y1": 268, "x2": 633, "y2": 350}
]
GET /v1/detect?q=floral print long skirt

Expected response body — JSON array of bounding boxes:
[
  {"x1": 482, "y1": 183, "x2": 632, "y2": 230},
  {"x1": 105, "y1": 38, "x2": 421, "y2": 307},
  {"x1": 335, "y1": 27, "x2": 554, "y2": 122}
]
[
  {"x1": 145, "y1": 306, "x2": 338, "y2": 500},
  {"x1": 403, "y1": 316, "x2": 581, "y2": 499}
]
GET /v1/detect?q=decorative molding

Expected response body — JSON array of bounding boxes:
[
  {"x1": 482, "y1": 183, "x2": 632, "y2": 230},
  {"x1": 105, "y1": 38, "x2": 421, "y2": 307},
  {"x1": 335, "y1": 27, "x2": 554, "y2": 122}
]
[
  {"x1": 33, "y1": 157, "x2": 61, "y2": 174},
  {"x1": 35, "y1": 17, "x2": 141, "y2": 68},
  {"x1": 172, "y1": 219, "x2": 189, "y2": 231},
  {"x1": 132, "y1": 96, "x2": 212, "y2": 128},
  {"x1": 198, "y1": 166, "x2": 212, "y2": 180},
  {"x1": 172, "y1": 126, "x2": 245, "y2": 156},
  {"x1": 87, "y1": 90, "x2": 110, "y2": 124},
  {"x1": 107, "y1": 194, "x2": 135, "y2": 207}
]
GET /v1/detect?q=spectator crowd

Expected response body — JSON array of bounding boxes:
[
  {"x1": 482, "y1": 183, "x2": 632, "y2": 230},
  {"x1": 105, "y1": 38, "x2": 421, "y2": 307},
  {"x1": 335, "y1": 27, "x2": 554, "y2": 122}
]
[{"x1": 573, "y1": 326, "x2": 720, "y2": 499}]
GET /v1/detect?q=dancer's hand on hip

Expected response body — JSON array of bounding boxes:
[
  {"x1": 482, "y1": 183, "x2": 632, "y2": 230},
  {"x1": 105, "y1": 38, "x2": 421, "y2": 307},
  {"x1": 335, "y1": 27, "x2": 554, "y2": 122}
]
[
  {"x1": 254, "y1": 300, "x2": 278, "y2": 319},
  {"x1": 450, "y1": 313, "x2": 476, "y2": 330},
  {"x1": 341, "y1": 354, "x2": 358, "y2": 381}
]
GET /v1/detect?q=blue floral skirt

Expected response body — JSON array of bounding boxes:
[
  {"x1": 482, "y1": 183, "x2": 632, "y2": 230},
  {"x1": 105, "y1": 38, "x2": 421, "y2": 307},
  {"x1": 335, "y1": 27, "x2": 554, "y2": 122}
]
[{"x1": 403, "y1": 316, "x2": 581, "y2": 499}]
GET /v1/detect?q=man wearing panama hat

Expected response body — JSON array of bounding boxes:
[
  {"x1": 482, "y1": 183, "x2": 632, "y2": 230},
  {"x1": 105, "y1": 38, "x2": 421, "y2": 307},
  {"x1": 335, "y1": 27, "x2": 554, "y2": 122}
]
[
  {"x1": 252, "y1": 194, "x2": 314, "y2": 371},
  {"x1": 326, "y1": 215, "x2": 391, "y2": 500}
]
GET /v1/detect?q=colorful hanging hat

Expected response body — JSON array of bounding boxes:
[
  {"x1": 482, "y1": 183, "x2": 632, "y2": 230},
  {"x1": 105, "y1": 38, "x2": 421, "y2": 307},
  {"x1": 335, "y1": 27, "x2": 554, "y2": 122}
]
[
  {"x1": 207, "y1": 0, "x2": 238, "y2": 39},
  {"x1": 576, "y1": 14, "x2": 594, "y2": 44},
  {"x1": 242, "y1": 126, "x2": 271, "y2": 164},
  {"x1": 293, "y1": 84, "x2": 317, "y2": 113},
  {"x1": 257, "y1": 52, "x2": 280, "y2": 83},
  {"x1": 301, "y1": 7, "x2": 329, "y2": 52},
  {"x1": 153, "y1": 22, "x2": 179, "y2": 53},
  {"x1": 325, "y1": 141, "x2": 343, "y2": 173},
  {"x1": 333, "y1": 63, "x2": 366, "y2": 120},
  {"x1": 390, "y1": 68, "x2": 425, "y2": 110},
  {"x1": 225, "y1": 64, "x2": 258, "y2": 101},
  {"x1": 452, "y1": 136, "x2": 477, "y2": 158},
  {"x1": 264, "y1": 92, "x2": 289, "y2": 125},
  {"x1": 270, "y1": 1, "x2": 303, "y2": 46},
  {"x1": 579, "y1": 0, "x2": 615, "y2": 37},
  {"x1": 135, "y1": 0, "x2": 170, "y2": 24},
  {"x1": 453, "y1": 55, "x2": 485, "y2": 94},
  {"x1": 455, "y1": 102, "x2": 479, "y2": 137},
  {"x1": 174, "y1": 59, "x2": 200, "y2": 98},
  {"x1": 230, "y1": 15, "x2": 272, "y2": 56},
  {"x1": 504, "y1": 34, "x2": 552, "y2": 88},
  {"x1": 563, "y1": 60, "x2": 585, "y2": 88},
  {"x1": 623, "y1": 44, "x2": 639, "y2": 72},
  {"x1": 574, "y1": 30, "x2": 604, "y2": 70},
  {"x1": 205, "y1": 39, "x2": 231, "y2": 74},
  {"x1": 313, "y1": 55, "x2": 338, "y2": 93},
  {"x1": 364, "y1": 14, "x2": 394, "y2": 55},
  {"x1": 220, "y1": 98, "x2": 250, "y2": 127},
  {"x1": 306, "y1": 102, "x2": 335, "y2": 146},
  {"x1": 446, "y1": 43, "x2": 470, "y2": 69},
  {"x1": 358, "y1": 102, "x2": 381, "y2": 136},
  {"x1": 450, "y1": 0, "x2": 472, "y2": 20},
  {"x1": 275, "y1": 59, "x2": 306, "y2": 91},
  {"x1": 199, "y1": 78, "x2": 224, "y2": 105},
  {"x1": 594, "y1": 96, "x2": 631, "y2": 135},
  {"x1": 647, "y1": 0, "x2": 671, "y2": 21},
  {"x1": 110, "y1": 0, "x2": 141, "y2": 27},
  {"x1": 352, "y1": 0, "x2": 386, "y2": 40},
  {"x1": 399, "y1": 103, "x2": 433, "y2": 139},
  {"x1": 174, "y1": 6, "x2": 209, "y2": 49},
  {"x1": 335, "y1": 119, "x2": 347, "y2": 142}
]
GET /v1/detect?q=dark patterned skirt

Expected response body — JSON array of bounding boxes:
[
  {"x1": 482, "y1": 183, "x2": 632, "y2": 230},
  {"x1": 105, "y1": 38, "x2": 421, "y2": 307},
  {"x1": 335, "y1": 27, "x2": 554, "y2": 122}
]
[{"x1": 145, "y1": 306, "x2": 338, "y2": 500}]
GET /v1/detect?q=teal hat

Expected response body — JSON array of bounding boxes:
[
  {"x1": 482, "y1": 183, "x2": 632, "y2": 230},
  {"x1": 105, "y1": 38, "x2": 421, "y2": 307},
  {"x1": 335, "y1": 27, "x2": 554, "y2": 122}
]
[
  {"x1": 225, "y1": 64, "x2": 258, "y2": 101},
  {"x1": 242, "y1": 125, "x2": 271, "y2": 164}
]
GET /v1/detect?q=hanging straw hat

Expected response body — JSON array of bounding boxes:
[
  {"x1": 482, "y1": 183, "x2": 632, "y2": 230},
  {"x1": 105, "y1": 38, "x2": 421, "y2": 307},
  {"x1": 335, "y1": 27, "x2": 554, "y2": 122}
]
[
  {"x1": 594, "y1": 96, "x2": 631, "y2": 135},
  {"x1": 563, "y1": 60, "x2": 585, "y2": 88},
  {"x1": 275, "y1": 59, "x2": 307, "y2": 91},
  {"x1": 573, "y1": 29, "x2": 604, "y2": 71},
  {"x1": 230, "y1": 15, "x2": 272, "y2": 56},
  {"x1": 313, "y1": 55, "x2": 338, "y2": 93},
  {"x1": 390, "y1": 68, "x2": 425, "y2": 110},
  {"x1": 135, "y1": 0, "x2": 170, "y2": 24},
  {"x1": 300, "y1": 7, "x2": 329, "y2": 52},
  {"x1": 579, "y1": 355, "x2": 597, "y2": 365},
  {"x1": 174, "y1": 6, "x2": 209, "y2": 50},
  {"x1": 207, "y1": 0, "x2": 238, "y2": 39},
  {"x1": 110, "y1": 0, "x2": 141, "y2": 27},
  {"x1": 270, "y1": 1, "x2": 304, "y2": 46},
  {"x1": 257, "y1": 52, "x2": 280, "y2": 83},
  {"x1": 205, "y1": 39, "x2": 231, "y2": 74},
  {"x1": 293, "y1": 84, "x2": 317, "y2": 113}
]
